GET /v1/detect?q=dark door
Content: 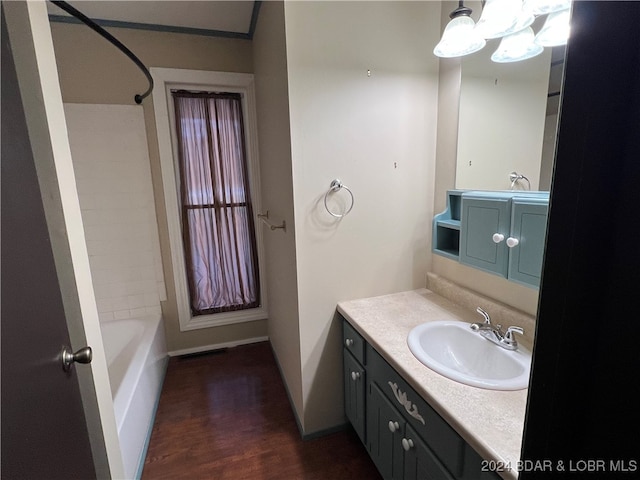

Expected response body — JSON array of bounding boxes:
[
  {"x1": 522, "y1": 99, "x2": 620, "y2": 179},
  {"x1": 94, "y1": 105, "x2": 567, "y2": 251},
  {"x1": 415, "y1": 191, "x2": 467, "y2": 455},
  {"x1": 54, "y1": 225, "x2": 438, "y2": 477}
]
[
  {"x1": 1, "y1": 10, "x2": 97, "y2": 479},
  {"x1": 521, "y1": 1, "x2": 640, "y2": 475}
]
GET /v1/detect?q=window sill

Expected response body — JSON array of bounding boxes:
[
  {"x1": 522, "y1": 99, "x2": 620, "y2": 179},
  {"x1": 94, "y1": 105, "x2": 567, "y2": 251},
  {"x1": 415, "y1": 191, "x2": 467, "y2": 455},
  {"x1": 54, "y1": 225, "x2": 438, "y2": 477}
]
[{"x1": 180, "y1": 306, "x2": 268, "y2": 331}]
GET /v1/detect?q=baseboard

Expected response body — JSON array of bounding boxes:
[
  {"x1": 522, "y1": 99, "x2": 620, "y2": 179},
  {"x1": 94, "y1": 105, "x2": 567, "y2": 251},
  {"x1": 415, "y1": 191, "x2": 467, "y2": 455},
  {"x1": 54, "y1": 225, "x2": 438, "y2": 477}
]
[
  {"x1": 268, "y1": 342, "x2": 348, "y2": 441},
  {"x1": 268, "y1": 342, "x2": 306, "y2": 437},
  {"x1": 168, "y1": 336, "x2": 269, "y2": 357},
  {"x1": 300, "y1": 422, "x2": 349, "y2": 441}
]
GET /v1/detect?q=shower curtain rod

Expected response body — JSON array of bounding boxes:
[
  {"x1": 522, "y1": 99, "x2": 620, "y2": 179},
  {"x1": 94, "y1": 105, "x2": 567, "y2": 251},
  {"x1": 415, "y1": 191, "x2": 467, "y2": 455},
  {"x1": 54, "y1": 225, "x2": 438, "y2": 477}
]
[{"x1": 49, "y1": 0, "x2": 153, "y2": 104}]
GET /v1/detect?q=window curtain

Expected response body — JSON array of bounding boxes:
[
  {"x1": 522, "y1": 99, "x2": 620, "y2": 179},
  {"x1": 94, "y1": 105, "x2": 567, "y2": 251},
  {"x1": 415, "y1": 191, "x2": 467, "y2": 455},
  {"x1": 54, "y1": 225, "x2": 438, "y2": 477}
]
[{"x1": 172, "y1": 91, "x2": 260, "y2": 315}]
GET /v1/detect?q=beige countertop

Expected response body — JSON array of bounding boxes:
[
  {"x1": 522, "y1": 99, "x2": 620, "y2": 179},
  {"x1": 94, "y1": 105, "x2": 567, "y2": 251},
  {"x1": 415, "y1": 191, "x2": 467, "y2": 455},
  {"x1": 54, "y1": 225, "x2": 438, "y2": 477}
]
[{"x1": 337, "y1": 288, "x2": 528, "y2": 480}]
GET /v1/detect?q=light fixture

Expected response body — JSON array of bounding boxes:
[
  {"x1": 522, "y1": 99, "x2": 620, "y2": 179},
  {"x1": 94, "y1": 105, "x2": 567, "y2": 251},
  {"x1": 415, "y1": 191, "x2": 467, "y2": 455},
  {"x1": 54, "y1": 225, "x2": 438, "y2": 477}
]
[
  {"x1": 534, "y1": 9, "x2": 571, "y2": 46},
  {"x1": 433, "y1": 1, "x2": 486, "y2": 58},
  {"x1": 433, "y1": 0, "x2": 572, "y2": 62},
  {"x1": 523, "y1": 0, "x2": 572, "y2": 16},
  {"x1": 475, "y1": 0, "x2": 531, "y2": 39},
  {"x1": 491, "y1": 27, "x2": 544, "y2": 63}
]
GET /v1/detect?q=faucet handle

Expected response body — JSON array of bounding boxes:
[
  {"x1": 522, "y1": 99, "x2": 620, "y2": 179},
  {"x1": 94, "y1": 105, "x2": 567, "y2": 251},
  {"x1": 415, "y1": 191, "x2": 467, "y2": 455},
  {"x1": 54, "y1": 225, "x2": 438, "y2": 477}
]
[
  {"x1": 504, "y1": 326, "x2": 524, "y2": 346},
  {"x1": 476, "y1": 307, "x2": 492, "y2": 325}
]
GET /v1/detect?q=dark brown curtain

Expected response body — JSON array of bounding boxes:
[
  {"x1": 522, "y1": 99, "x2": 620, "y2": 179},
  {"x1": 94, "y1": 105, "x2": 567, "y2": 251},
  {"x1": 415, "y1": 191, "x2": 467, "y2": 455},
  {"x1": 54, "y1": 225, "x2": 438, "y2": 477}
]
[{"x1": 172, "y1": 91, "x2": 260, "y2": 315}]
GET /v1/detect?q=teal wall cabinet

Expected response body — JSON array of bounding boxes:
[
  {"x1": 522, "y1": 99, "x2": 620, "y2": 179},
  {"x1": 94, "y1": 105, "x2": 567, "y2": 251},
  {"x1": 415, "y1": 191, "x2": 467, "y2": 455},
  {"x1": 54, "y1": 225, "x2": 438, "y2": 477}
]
[
  {"x1": 507, "y1": 197, "x2": 548, "y2": 287},
  {"x1": 434, "y1": 191, "x2": 549, "y2": 288},
  {"x1": 460, "y1": 193, "x2": 512, "y2": 277}
]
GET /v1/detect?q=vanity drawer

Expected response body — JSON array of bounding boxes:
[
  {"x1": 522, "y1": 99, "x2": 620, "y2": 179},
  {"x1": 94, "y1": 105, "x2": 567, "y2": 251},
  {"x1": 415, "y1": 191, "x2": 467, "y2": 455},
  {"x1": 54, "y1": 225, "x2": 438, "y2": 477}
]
[
  {"x1": 342, "y1": 319, "x2": 365, "y2": 365},
  {"x1": 366, "y1": 344, "x2": 466, "y2": 478}
]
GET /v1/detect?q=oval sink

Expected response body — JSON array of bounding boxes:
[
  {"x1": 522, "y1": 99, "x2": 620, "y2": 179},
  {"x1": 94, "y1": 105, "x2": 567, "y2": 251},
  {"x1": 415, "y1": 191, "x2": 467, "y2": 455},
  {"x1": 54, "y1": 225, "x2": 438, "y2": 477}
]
[{"x1": 407, "y1": 321, "x2": 531, "y2": 390}]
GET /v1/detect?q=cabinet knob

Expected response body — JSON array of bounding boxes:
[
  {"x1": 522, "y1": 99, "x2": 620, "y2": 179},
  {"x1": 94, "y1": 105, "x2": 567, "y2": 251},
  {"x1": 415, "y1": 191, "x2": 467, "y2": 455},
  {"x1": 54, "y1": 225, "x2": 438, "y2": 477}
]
[
  {"x1": 402, "y1": 438, "x2": 415, "y2": 451},
  {"x1": 492, "y1": 233, "x2": 505, "y2": 244},
  {"x1": 506, "y1": 237, "x2": 520, "y2": 248},
  {"x1": 345, "y1": 338, "x2": 354, "y2": 347},
  {"x1": 388, "y1": 421, "x2": 400, "y2": 433},
  {"x1": 351, "y1": 371, "x2": 360, "y2": 381}
]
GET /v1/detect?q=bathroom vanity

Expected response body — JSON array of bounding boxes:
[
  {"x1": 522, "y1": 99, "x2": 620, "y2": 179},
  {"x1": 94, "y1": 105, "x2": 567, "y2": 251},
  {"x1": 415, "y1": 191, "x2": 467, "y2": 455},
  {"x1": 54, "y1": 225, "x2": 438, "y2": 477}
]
[
  {"x1": 338, "y1": 289, "x2": 528, "y2": 480},
  {"x1": 433, "y1": 190, "x2": 549, "y2": 288}
]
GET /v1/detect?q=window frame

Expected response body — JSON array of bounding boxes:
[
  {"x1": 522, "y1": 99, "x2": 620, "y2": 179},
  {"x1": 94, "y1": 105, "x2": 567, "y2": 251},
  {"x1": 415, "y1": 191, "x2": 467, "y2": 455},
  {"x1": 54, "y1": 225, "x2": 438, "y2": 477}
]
[{"x1": 151, "y1": 67, "x2": 267, "y2": 331}]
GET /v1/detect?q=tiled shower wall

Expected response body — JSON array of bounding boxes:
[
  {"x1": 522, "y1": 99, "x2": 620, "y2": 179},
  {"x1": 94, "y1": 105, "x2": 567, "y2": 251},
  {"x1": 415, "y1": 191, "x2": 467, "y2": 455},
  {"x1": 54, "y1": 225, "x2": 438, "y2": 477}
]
[{"x1": 64, "y1": 103, "x2": 166, "y2": 322}]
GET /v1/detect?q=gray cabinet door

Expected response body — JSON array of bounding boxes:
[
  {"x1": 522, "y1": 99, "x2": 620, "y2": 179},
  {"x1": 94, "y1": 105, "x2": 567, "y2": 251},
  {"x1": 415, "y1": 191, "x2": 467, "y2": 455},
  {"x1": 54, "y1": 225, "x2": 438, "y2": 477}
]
[
  {"x1": 403, "y1": 424, "x2": 455, "y2": 480},
  {"x1": 460, "y1": 196, "x2": 511, "y2": 276},
  {"x1": 367, "y1": 383, "x2": 405, "y2": 480},
  {"x1": 508, "y1": 198, "x2": 549, "y2": 287},
  {"x1": 344, "y1": 350, "x2": 366, "y2": 443}
]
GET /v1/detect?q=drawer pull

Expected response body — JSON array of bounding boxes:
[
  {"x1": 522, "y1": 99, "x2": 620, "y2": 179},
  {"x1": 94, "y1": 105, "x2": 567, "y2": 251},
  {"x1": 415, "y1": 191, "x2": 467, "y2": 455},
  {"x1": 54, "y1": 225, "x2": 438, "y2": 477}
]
[
  {"x1": 388, "y1": 381, "x2": 425, "y2": 425},
  {"x1": 388, "y1": 421, "x2": 400, "y2": 433},
  {"x1": 402, "y1": 438, "x2": 415, "y2": 451},
  {"x1": 351, "y1": 371, "x2": 360, "y2": 381},
  {"x1": 345, "y1": 338, "x2": 354, "y2": 347}
]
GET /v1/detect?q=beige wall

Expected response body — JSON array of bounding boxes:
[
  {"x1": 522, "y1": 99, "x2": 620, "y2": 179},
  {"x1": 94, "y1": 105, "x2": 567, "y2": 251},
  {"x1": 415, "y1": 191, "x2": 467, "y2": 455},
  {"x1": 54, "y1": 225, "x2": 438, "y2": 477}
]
[
  {"x1": 431, "y1": 1, "x2": 540, "y2": 317},
  {"x1": 252, "y1": 1, "x2": 303, "y2": 424},
  {"x1": 456, "y1": 51, "x2": 551, "y2": 191},
  {"x1": 284, "y1": 1, "x2": 441, "y2": 433},
  {"x1": 50, "y1": 22, "x2": 268, "y2": 352}
]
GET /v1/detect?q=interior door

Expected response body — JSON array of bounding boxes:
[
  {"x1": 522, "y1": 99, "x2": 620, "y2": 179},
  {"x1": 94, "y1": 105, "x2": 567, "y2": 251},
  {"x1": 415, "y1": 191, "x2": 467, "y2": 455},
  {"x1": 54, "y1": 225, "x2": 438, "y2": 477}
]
[{"x1": 0, "y1": 9, "x2": 96, "y2": 479}]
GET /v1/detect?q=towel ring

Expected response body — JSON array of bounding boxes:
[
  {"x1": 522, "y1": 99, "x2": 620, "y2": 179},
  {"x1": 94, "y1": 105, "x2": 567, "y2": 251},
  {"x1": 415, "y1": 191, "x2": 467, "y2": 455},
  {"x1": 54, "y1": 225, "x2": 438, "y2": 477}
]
[
  {"x1": 324, "y1": 179, "x2": 354, "y2": 218},
  {"x1": 509, "y1": 172, "x2": 531, "y2": 191}
]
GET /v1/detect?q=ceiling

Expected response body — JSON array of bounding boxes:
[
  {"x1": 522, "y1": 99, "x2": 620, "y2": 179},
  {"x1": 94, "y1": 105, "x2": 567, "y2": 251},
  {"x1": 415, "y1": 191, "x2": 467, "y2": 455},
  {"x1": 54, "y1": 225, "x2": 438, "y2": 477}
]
[{"x1": 47, "y1": 1, "x2": 258, "y2": 38}]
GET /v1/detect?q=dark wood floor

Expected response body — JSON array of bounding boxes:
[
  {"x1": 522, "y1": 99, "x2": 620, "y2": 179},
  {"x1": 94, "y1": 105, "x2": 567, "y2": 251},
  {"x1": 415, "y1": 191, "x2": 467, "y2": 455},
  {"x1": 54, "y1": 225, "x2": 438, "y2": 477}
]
[{"x1": 142, "y1": 342, "x2": 381, "y2": 479}]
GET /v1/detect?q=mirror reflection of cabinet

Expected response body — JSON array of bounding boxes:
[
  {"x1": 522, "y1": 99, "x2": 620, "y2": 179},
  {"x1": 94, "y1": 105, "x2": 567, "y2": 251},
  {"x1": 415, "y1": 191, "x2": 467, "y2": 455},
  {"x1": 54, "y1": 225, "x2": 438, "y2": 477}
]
[{"x1": 433, "y1": 191, "x2": 549, "y2": 288}]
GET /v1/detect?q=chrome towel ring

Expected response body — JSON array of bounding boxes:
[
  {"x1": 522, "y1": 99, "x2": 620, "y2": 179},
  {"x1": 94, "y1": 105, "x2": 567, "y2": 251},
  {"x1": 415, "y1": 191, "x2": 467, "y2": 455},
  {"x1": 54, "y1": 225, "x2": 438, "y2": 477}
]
[
  {"x1": 509, "y1": 172, "x2": 531, "y2": 190},
  {"x1": 324, "y1": 179, "x2": 354, "y2": 218}
]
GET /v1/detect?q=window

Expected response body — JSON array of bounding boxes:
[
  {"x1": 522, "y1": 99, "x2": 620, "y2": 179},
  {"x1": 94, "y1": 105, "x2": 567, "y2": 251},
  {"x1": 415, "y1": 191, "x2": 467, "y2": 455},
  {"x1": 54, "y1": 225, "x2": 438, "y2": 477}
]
[
  {"x1": 151, "y1": 68, "x2": 267, "y2": 331},
  {"x1": 172, "y1": 91, "x2": 260, "y2": 315}
]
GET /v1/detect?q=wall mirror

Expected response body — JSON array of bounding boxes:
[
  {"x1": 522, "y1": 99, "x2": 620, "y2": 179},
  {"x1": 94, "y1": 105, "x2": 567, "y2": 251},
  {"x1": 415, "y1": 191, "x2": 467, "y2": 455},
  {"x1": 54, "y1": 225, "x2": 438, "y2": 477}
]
[{"x1": 455, "y1": 5, "x2": 566, "y2": 192}]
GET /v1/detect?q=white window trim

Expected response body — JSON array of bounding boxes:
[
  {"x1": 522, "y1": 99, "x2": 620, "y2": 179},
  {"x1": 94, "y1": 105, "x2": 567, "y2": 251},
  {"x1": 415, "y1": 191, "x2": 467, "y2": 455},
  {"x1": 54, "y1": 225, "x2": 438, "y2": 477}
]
[{"x1": 151, "y1": 67, "x2": 268, "y2": 331}]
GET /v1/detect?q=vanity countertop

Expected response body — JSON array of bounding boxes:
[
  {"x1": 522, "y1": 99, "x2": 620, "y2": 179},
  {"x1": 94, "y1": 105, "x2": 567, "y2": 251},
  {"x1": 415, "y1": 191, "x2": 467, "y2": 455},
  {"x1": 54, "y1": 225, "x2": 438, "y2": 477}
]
[{"x1": 337, "y1": 288, "x2": 527, "y2": 480}]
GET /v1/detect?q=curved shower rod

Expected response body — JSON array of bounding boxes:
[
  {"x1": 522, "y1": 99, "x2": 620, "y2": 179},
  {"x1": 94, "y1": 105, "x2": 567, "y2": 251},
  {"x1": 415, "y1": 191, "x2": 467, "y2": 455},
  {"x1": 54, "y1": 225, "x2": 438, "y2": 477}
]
[{"x1": 49, "y1": 0, "x2": 153, "y2": 104}]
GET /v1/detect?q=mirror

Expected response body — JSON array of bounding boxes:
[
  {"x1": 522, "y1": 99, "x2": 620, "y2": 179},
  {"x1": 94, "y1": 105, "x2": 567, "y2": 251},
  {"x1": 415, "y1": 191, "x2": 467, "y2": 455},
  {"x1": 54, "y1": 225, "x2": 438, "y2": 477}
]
[{"x1": 455, "y1": 7, "x2": 566, "y2": 192}]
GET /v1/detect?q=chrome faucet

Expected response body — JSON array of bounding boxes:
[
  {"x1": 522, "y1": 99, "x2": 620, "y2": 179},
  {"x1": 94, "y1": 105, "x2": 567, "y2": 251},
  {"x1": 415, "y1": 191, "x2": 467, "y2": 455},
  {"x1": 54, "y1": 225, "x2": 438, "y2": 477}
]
[{"x1": 470, "y1": 307, "x2": 524, "y2": 351}]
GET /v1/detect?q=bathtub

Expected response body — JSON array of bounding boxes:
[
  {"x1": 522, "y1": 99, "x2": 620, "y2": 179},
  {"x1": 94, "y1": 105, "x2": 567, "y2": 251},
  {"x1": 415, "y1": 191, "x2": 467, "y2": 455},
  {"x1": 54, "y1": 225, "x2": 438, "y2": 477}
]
[{"x1": 101, "y1": 315, "x2": 167, "y2": 479}]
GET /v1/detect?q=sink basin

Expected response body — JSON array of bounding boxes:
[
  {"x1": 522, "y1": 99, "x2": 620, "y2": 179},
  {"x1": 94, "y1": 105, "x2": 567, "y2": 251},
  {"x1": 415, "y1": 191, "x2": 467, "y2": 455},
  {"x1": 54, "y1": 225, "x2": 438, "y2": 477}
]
[{"x1": 407, "y1": 321, "x2": 531, "y2": 390}]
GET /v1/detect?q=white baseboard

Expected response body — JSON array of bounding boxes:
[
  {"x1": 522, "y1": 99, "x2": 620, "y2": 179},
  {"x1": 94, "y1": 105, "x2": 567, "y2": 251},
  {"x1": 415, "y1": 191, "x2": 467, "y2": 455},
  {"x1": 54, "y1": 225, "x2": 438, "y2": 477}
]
[{"x1": 168, "y1": 336, "x2": 269, "y2": 357}]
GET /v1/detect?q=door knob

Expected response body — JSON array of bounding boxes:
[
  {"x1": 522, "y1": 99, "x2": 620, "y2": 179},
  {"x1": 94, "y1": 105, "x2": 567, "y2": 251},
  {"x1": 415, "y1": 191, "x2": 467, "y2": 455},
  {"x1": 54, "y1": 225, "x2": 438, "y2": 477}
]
[
  {"x1": 61, "y1": 346, "x2": 92, "y2": 372},
  {"x1": 388, "y1": 421, "x2": 400, "y2": 433},
  {"x1": 351, "y1": 371, "x2": 360, "y2": 381},
  {"x1": 506, "y1": 237, "x2": 520, "y2": 248}
]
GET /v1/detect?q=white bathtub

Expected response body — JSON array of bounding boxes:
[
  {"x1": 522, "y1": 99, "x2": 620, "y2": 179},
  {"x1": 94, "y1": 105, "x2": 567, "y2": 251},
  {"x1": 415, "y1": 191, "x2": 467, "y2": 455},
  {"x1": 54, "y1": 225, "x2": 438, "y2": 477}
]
[{"x1": 101, "y1": 315, "x2": 167, "y2": 479}]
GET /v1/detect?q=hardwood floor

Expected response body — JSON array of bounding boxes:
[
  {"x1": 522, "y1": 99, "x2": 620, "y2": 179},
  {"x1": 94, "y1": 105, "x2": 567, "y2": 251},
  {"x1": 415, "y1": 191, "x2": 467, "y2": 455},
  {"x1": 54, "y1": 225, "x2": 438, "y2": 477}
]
[{"x1": 142, "y1": 342, "x2": 381, "y2": 479}]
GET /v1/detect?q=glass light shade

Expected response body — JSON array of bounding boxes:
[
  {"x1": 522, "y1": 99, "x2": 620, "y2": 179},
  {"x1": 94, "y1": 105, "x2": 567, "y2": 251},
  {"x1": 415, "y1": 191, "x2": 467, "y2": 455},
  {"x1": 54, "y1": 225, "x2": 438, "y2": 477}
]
[
  {"x1": 509, "y1": 9, "x2": 536, "y2": 35},
  {"x1": 434, "y1": 15, "x2": 486, "y2": 58},
  {"x1": 491, "y1": 27, "x2": 544, "y2": 63},
  {"x1": 535, "y1": 9, "x2": 571, "y2": 47},
  {"x1": 523, "y1": 0, "x2": 571, "y2": 15},
  {"x1": 475, "y1": 0, "x2": 522, "y2": 39}
]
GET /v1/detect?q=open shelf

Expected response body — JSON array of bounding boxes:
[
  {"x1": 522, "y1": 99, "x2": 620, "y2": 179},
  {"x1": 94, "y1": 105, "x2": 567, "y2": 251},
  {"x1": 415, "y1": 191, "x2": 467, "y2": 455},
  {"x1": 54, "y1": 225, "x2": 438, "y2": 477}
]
[{"x1": 432, "y1": 190, "x2": 464, "y2": 260}]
